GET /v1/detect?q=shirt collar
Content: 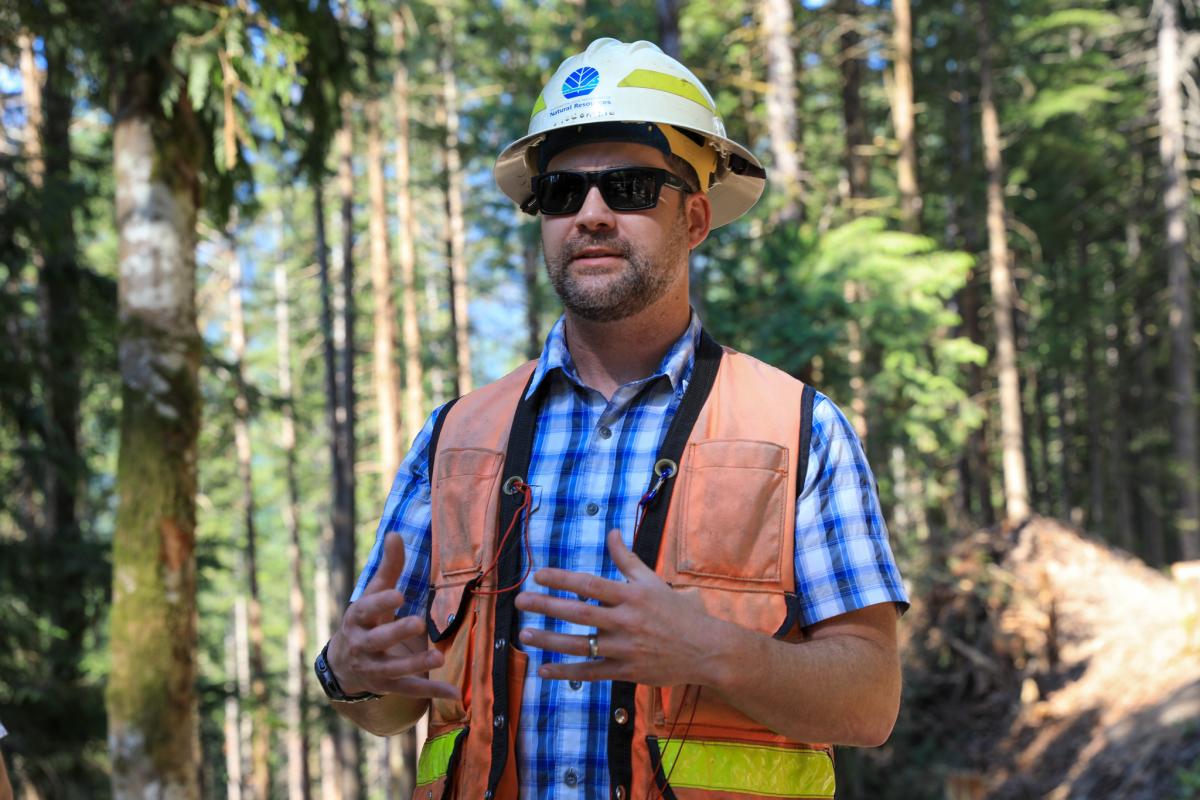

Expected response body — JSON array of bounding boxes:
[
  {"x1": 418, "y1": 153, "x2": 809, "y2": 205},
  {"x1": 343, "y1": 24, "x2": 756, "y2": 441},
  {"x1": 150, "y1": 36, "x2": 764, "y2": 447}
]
[{"x1": 526, "y1": 312, "x2": 702, "y2": 399}]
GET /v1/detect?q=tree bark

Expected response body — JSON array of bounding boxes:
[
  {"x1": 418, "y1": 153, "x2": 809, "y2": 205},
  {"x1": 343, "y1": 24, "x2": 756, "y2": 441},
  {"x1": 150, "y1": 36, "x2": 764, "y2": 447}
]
[
  {"x1": 274, "y1": 262, "x2": 312, "y2": 800},
  {"x1": 393, "y1": 12, "x2": 425, "y2": 446},
  {"x1": 976, "y1": 0, "x2": 1030, "y2": 524},
  {"x1": 837, "y1": 0, "x2": 870, "y2": 443},
  {"x1": 1077, "y1": 240, "x2": 1107, "y2": 537},
  {"x1": 523, "y1": 228, "x2": 543, "y2": 361},
  {"x1": 367, "y1": 96, "x2": 402, "y2": 486},
  {"x1": 837, "y1": 0, "x2": 870, "y2": 203},
  {"x1": 333, "y1": 97, "x2": 363, "y2": 797},
  {"x1": 760, "y1": 0, "x2": 804, "y2": 222},
  {"x1": 1157, "y1": 0, "x2": 1199, "y2": 559},
  {"x1": 224, "y1": 624, "x2": 244, "y2": 800},
  {"x1": 108, "y1": 64, "x2": 202, "y2": 800},
  {"x1": 438, "y1": 13, "x2": 473, "y2": 396},
  {"x1": 657, "y1": 0, "x2": 683, "y2": 59},
  {"x1": 227, "y1": 231, "x2": 272, "y2": 800},
  {"x1": 314, "y1": 531, "x2": 342, "y2": 800},
  {"x1": 890, "y1": 0, "x2": 920, "y2": 232}
]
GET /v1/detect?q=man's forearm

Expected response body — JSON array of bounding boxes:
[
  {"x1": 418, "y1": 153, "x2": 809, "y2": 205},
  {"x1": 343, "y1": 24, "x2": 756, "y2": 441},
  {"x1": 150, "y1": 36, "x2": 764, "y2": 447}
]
[
  {"x1": 702, "y1": 602, "x2": 901, "y2": 747},
  {"x1": 331, "y1": 693, "x2": 429, "y2": 738}
]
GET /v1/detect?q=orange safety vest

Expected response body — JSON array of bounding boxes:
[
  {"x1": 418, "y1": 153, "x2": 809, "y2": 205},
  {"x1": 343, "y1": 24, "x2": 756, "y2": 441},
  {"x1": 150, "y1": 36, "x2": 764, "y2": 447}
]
[{"x1": 413, "y1": 332, "x2": 835, "y2": 800}]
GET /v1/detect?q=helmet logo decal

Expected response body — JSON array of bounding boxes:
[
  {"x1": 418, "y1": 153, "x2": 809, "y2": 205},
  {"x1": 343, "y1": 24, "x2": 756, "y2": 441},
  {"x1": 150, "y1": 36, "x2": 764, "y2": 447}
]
[{"x1": 562, "y1": 67, "x2": 600, "y2": 99}]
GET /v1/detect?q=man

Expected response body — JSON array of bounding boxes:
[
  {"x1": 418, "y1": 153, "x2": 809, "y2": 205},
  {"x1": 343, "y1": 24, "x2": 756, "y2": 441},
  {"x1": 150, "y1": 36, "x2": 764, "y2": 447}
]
[
  {"x1": 318, "y1": 38, "x2": 908, "y2": 799},
  {"x1": 0, "y1": 720, "x2": 12, "y2": 800}
]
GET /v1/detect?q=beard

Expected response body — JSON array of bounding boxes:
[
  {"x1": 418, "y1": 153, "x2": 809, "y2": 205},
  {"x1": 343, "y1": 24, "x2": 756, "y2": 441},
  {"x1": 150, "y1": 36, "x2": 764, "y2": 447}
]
[{"x1": 544, "y1": 217, "x2": 690, "y2": 323}]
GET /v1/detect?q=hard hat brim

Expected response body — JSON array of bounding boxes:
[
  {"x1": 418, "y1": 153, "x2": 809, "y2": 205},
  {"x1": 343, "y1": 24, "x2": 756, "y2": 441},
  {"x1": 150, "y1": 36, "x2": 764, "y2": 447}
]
[{"x1": 494, "y1": 121, "x2": 765, "y2": 229}]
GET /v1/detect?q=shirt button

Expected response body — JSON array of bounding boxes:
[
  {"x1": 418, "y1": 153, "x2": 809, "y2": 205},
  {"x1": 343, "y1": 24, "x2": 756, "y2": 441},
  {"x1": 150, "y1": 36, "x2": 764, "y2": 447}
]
[
  {"x1": 599, "y1": 426, "x2": 612, "y2": 439},
  {"x1": 586, "y1": 502, "x2": 599, "y2": 516},
  {"x1": 569, "y1": 680, "x2": 583, "y2": 690},
  {"x1": 563, "y1": 768, "x2": 579, "y2": 787},
  {"x1": 614, "y1": 786, "x2": 627, "y2": 800},
  {"x1": 613, "y1": 707, "x2": 629, "y2": 725}
]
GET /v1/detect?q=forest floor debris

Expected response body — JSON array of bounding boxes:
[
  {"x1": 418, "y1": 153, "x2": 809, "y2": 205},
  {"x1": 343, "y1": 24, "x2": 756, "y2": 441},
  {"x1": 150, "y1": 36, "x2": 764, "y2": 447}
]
[{"x1": 855, "y1": 516, "x2": 1200, "y2": 800}]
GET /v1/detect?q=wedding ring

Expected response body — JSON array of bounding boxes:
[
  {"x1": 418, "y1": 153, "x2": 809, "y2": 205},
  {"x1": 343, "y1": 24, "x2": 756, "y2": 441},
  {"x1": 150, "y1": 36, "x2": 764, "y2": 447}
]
[{"x1": 587, "y1": 632, "x2": 600, "y2": 659}]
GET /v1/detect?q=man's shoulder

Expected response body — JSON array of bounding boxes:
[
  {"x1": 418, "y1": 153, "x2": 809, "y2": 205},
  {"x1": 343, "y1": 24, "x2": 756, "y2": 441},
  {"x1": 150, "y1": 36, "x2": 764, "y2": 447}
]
[
  {"x1": 719, "y1": 345, "x2": 807, "y2": 392},
  {"x1": 454, "y1": 360, "x2": 539, "y2": 409}
]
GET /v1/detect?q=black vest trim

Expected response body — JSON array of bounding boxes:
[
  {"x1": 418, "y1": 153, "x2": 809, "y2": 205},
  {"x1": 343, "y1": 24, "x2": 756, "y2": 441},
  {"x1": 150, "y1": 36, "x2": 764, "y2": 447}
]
[
  {"x1": 644, "y1": 736, "x2": 681, "y2": 800},
  {"x1": 486, "y1": 370, "x2": 541, "y2": 797},
  {"x1": 427, "y1": 397, "x2": 462, "y2": 486},
  {"x1": 773, "y1": 384, "x2": 816, "y2": 640},
  {"x1": 797, "y1": 384, "x2": 816, "y2": 496},
  {"x1": 607, "y1": 330, "x2": 724, "y2": 800}
]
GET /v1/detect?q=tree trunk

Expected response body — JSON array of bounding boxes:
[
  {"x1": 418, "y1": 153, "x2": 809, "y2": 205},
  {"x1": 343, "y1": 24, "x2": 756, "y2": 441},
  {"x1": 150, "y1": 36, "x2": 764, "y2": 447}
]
[
  {"x1": 227, "y1": 231, "x2": 272, "y2": 800},
  {"x1": 235, "y1": 596, "x2": 253, "y2": 797},
  {"x1": 657, "y1": 0, "x2": 682, "y2": 58},
  {"x1": 976, "y1": 0, "x2": 1030, "y2": 524},
  {"x1": 108, "y1": 65, "x2": 202, "y2": 800},
  {"x1": 224, "y1": 624, "x2": 244, "y2": 800},
  {"x1": 425, "y1": 262, "x2": 448, "y2": 409},
  {"x1": 367, "y1": 96, "x2": 402, "y2": 485},
  {"x1": 837, "y1": 0, "x2": 870, "y2": 203},
  {"x1": 314, "y1": 532, "x2": 342, "y2": 800},
  {"x1": 837, "y1": 0, "x2": 870, "y2": 443},
  {"x1": 760, "y1": 0, "x2": 804, "y2": 222},
  {"x1": 523, "y1": 227, "x2": 543, "y2": 361},
  {"x1": 334, "y1": 98, "x2": 363, "y2": 797},
  {"x1": 39, "y1": 28, "x2": 83, "y2": 553},
  {"x1": 393, "y1": 12, "x2": 425, "y2": 446},
  {"x1": 438, "y1": 13, "x2": 473, "y2": 396},
  {"x1": 890, "y1": 0, "x2": 920, "y2": 232},
  {"x1": 1077, "y1": 240, "x2": 1107, "y2": 537},
  {"x1": 274, "y1": 262, "x2": 312, "y2": 800},
  {"x1": 1157, "y1": 0, "x2": 1199, "y2": 559}
]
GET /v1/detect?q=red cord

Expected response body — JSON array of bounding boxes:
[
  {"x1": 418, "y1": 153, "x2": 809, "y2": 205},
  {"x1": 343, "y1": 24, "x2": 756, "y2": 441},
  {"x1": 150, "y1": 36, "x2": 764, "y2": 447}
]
[{"x1": 474, "y1": 480, "x2": 535, "y2": 596}]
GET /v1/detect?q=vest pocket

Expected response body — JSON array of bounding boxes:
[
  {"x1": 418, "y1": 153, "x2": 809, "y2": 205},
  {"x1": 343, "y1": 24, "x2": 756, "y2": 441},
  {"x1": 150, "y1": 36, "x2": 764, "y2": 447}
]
[
  {"x1": 676, "y1": 439, "x2": 788, "y2": 583},
  {"x1": 427, "y1": 578, "x2": 478, "y2": 724},
  {"x1": 433, "y1": 448, "x2": 505, "y2": 576}
]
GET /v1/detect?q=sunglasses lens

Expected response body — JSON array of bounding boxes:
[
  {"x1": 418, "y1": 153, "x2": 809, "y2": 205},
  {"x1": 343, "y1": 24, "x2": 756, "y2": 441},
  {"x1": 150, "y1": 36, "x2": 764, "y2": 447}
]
[
  {"x1": 536, "y1": 172, "x2": 588, "y2": 214},
  {"x1": 601, "y1": 169, "x2": 660, "y2": 210},
  {"x1": 533, "y1": 168, "x2": 672, "y2": 215}
]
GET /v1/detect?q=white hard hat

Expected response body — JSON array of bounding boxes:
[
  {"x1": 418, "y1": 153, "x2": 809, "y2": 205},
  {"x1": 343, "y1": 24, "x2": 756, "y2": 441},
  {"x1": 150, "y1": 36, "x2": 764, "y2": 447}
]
[{"x1": 494, "y1": 38, "x2": 766, "y2": 229}]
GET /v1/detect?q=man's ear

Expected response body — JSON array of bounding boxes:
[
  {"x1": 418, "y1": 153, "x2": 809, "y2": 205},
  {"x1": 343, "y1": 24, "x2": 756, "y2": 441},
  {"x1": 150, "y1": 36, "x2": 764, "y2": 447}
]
[{"x1": 685, "y1": 192, "x2": 712, "y2": 249}]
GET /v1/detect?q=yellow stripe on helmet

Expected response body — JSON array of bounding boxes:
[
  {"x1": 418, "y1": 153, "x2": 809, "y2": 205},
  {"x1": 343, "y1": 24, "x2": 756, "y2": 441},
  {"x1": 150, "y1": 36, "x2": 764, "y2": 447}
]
[{"x1": 618, "y1": 68, "x2": 716, "y2": 113}]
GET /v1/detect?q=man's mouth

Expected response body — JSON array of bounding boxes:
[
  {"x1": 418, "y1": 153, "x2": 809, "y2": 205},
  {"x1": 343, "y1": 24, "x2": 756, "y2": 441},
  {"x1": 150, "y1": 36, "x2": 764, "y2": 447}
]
[{"x1": 571, "y1": 247, "x2": 624, "y2": 262}]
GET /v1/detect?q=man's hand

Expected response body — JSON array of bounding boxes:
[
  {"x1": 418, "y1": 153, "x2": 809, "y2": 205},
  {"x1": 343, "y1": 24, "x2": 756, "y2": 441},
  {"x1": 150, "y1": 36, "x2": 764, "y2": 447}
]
[
  {"x1": 327, "y1": 533, "x2": 460, "y2": 701},
  {"x1": 514, "y1": 528, "x2": 732, "y2": 688}
]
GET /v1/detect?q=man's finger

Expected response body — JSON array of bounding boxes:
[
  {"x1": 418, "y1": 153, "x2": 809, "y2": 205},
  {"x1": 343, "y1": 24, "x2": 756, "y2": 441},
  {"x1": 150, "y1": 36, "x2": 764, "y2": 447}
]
[
  {"x1": 607, "y1": 528, "x2": 656, "y2": 582},
  {"x1": 515, "y1": 590, "x2": 613, "y2": 628},
  {"x1": 346, "y1": 589, "x2": 407, "y2": 627},
  {"x1": 528, "y1": 567, "x2": 626, "y2": 605},
  {"x1": 362, "y1": 532, "x2": 407, "y2": 596},
  {"x1": 360, "y1": 615, "x2": 427, "y2": 652}
]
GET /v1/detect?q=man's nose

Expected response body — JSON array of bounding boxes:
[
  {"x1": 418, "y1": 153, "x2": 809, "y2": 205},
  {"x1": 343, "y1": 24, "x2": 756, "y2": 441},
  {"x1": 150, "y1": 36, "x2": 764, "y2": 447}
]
[{"x1": 573, "y1": 185, "x2": 616, "y2": 231}]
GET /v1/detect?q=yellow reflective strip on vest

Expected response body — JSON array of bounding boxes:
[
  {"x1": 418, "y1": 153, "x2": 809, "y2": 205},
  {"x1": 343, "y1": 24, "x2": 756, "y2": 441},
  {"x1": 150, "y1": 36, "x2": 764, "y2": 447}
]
[
  {"x1": 658, "y1": 739, "x2": 836, "y2": 798},
  {"x1": 531, "y1": 93, "x2": 547, "y2": 118},
  {"x1": 617, "y1": 69, "x2": 715, "y2": 112},
  {"x1": 416, "y1": 728, "x2": 463, "y2": 786}
]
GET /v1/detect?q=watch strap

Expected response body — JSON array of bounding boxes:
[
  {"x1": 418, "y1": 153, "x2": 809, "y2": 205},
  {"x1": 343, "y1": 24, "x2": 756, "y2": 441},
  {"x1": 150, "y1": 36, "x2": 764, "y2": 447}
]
[{"x1": 315, "y1": 641, "x2": 381, "y2": 703}]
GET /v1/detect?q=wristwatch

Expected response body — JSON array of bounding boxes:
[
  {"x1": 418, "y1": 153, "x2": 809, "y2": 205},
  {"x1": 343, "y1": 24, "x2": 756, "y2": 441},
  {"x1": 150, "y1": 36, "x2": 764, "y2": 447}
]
[{"x1": 314, "y1": 642, "x2": 381, "y2": 703}]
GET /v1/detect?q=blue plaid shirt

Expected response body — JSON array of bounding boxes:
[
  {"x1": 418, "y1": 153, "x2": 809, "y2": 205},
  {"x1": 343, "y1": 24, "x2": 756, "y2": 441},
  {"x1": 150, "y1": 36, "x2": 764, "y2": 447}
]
[{"x1": 352, "y1": 314, "x2": 908, "y2": 799}]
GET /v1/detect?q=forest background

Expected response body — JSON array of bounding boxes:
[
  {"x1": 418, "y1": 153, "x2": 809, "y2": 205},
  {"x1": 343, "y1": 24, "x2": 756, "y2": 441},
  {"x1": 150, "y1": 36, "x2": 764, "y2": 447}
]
[{"x1": 1, "y1": 0, "x2": 1198, "y2": 798}]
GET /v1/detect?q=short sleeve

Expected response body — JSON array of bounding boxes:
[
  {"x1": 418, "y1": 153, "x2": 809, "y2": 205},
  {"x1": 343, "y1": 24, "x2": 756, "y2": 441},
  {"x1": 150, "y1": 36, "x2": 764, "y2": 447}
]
[
  {"x1": 793, "y1": 393, "x2": 909, "y2": 626},
  {"x1": 349, "y1": 406, "x2": 445, "y2": 618}
]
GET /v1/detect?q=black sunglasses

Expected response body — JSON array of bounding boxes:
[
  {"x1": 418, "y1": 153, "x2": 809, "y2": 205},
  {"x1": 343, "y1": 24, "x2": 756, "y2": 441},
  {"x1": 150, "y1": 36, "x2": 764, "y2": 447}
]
[{"x1": 523, "y1": 167, "x2": 691, "y2": 216}]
